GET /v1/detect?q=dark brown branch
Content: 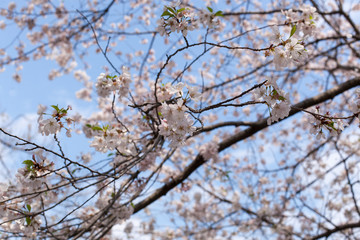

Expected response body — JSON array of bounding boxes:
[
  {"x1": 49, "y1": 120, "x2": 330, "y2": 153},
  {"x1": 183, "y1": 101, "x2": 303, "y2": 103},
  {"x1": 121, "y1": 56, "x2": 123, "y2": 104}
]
[
  {"x1": 311, "y1": 221, "x2": 360, "y2": 240},
  {"x1": 133, "y1": 77, "x2": 360, "y2": 214}
]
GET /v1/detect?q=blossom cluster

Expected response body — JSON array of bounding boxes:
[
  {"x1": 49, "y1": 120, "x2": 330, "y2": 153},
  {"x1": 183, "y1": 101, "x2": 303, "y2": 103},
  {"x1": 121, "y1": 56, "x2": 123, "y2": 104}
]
[
  {"x1": 88, "y1": 124, "x2": 134, "y2": 154},
  {"x1": 76, "y1": 187, "x2": 134, "y2": 228},
  {"x1": 271, "y1": 37, "x2": 309, "y2": 70},
  {"x1": 283, "y1": 4, "x2": 318, "y2": 38},
  {"x1": 306, "y1": 88, "x2": 360, "y2": 139},
  {"x1": 155, "y1": 82, "x2": 201, "y2": 103},
  {"x1": 159, "y1": 100, "x2": 195, "y2": 147},
  {"x1": 114, "y1": 205, "x2": 134, "y2": 222},
  {"x1": 308, "y1": 106, "x2": 347, "y2": 139},
  {"x1": 267, "y1": 4, "x2": 318, "y2": 70},
  {"x1": 157, "y1": 82, "x2": 201, "y2": 147},
  {"x1": 253, "y1": 79, "x2": 291, "y2": 125},
  {"x1": 350, "y1": 88, "x2": 360, "y2": 115},
  {"x1": 94, "y1": 187, "x2": 134, "y2": 222},
  {"x1": 38, "y1": 104, "x2": 74, "y2": 137},
  {"x1": 199, "y1": 141, "x2": 219, "y2": 162},
  {"x1": 156, "y1": 4, "x2": 223, "y2": 37},
  {"x1": 139, "y1": 151, "x2": 157, "y2": 171},
  {"x1": 0, "y1": 153, "x2": 54, "y2": 238},
  {"x1": 95, "y1": 66, "x2": 131, "y2": 98}
]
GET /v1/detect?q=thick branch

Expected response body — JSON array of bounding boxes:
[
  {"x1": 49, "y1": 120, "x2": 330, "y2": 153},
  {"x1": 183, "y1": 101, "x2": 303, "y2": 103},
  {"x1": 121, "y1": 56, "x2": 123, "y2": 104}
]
[
  {"x1": 311, "y1": 221, "x2": 360, "y2": 240},
  {"x1": 134, "y1": 77, "x2": 360, "y2": 213}
]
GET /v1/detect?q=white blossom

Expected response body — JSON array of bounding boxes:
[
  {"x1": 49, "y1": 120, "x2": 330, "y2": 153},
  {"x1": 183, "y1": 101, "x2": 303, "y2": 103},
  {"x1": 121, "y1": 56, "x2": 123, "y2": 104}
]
[{"x1": 39, "y1": 118, "x2": 60, "y2": 136}]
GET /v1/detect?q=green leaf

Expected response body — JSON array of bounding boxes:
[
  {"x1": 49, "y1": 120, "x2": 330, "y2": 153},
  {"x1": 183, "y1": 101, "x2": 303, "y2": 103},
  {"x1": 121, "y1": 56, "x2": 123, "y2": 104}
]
[
  {"x1": 177, "y1": 8, "x2": 185, "y2": 13},
  {"x1": 91, "y1": 126, "x2": 103, "y2": 131},
  {"x1": 207, "y1": 6, "x2": 213, "y2": 12},
  {"x1": 25, "y1": 217, "x2": 31, "y2": 226},
  {"x1": 328, "y1": 121, "x2": 337, "y2": 131},
  {"x1": 51, "y1": 105, "x2": 60, "y2": 112},
  {"x1": 161, "y1": 11, "x2": 173, "y2": 17},
  {"x1": 130, "y1": 202, "x2": 135, "y2": 208},
  {"x1": 167, "y1": 7, "x2": 176, "y2": 14},
  {"x1": 107, "y1": 152, "x2": 115, "y2": 157},
  {"x1": 215, "y1": 11, "x2": 224, "y2": 17},
  {"x1": 85, "y1": 123, "x2": 104, "y2": 131},
  {"x1": 26, "y1": 204, "x2": 31, "y2": 212},
  {"x1": 289, "y1": 24, "x2": 297, "y2": 38},
  {"x1": 278, "y1": 96, "x2": 286, "y2": 101},
  {"x1": 23, "y1": 160, "x2": 34, "y2": 167}
]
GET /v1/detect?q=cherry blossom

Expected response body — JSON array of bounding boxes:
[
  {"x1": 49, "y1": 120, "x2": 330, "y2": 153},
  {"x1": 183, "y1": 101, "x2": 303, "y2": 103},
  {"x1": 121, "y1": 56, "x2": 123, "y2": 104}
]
[
  {"x1": 38, "y1": 118, "x2": 60, "y2": 136},
  {"x1": 285, "y1": 37, "x2": 305, "y2": 60},
  {"x1": 0, "y1": 1, "x2": 359, "y2": 239}
]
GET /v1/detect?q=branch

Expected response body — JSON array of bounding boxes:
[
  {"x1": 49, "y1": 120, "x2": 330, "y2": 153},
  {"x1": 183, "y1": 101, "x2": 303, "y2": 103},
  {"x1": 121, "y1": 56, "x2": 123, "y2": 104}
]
[
  {"x1": 133, "y1": 77, "x2": 360, "y2": 213},
  {"x1": 311, "y1": 221, "x2": 360, "y2": 240}
]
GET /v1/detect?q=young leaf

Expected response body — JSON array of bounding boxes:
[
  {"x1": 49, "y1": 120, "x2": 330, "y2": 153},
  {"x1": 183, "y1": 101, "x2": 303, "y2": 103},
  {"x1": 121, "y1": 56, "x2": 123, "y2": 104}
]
[
  {"x1": 289, "y1": 24, "x2": 297, "y2": 38},
  {"x1": 26, "y1": 204, "x2": 31, "y2": 212},
  {"x1": 278, "y1": 96, "x2": 286, "y2": 101},
  {"x1": 177, "y1": 8, "x2": 185, "y2": 13},
  {"x1": 23, "y1": 160, "x2": 34, "y2": 167},
  {"x1": 215, "y1": 11, "x2": 224, "y2": 17},
  {"x1": 161, "y1": 11, "x2": 173, "y2": 17},
  {"x1": 25, "y1": 217, "x2": 32, "y2": 226},
  {"x1": 91, "y1": 126, "x2": 103, "y2": 131},
  {"x1": 51, "y1": 105, "x2": 60, "y2": 112},
  {"x1": 207, "y1": 7, "x2": 213, "y2": 13},
  {"x1": 328, "y1": 121, "x2": 337, "y2": 131},
  {"x1": 167, "y1": 7, "x2": 176, "y2": 14}
]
